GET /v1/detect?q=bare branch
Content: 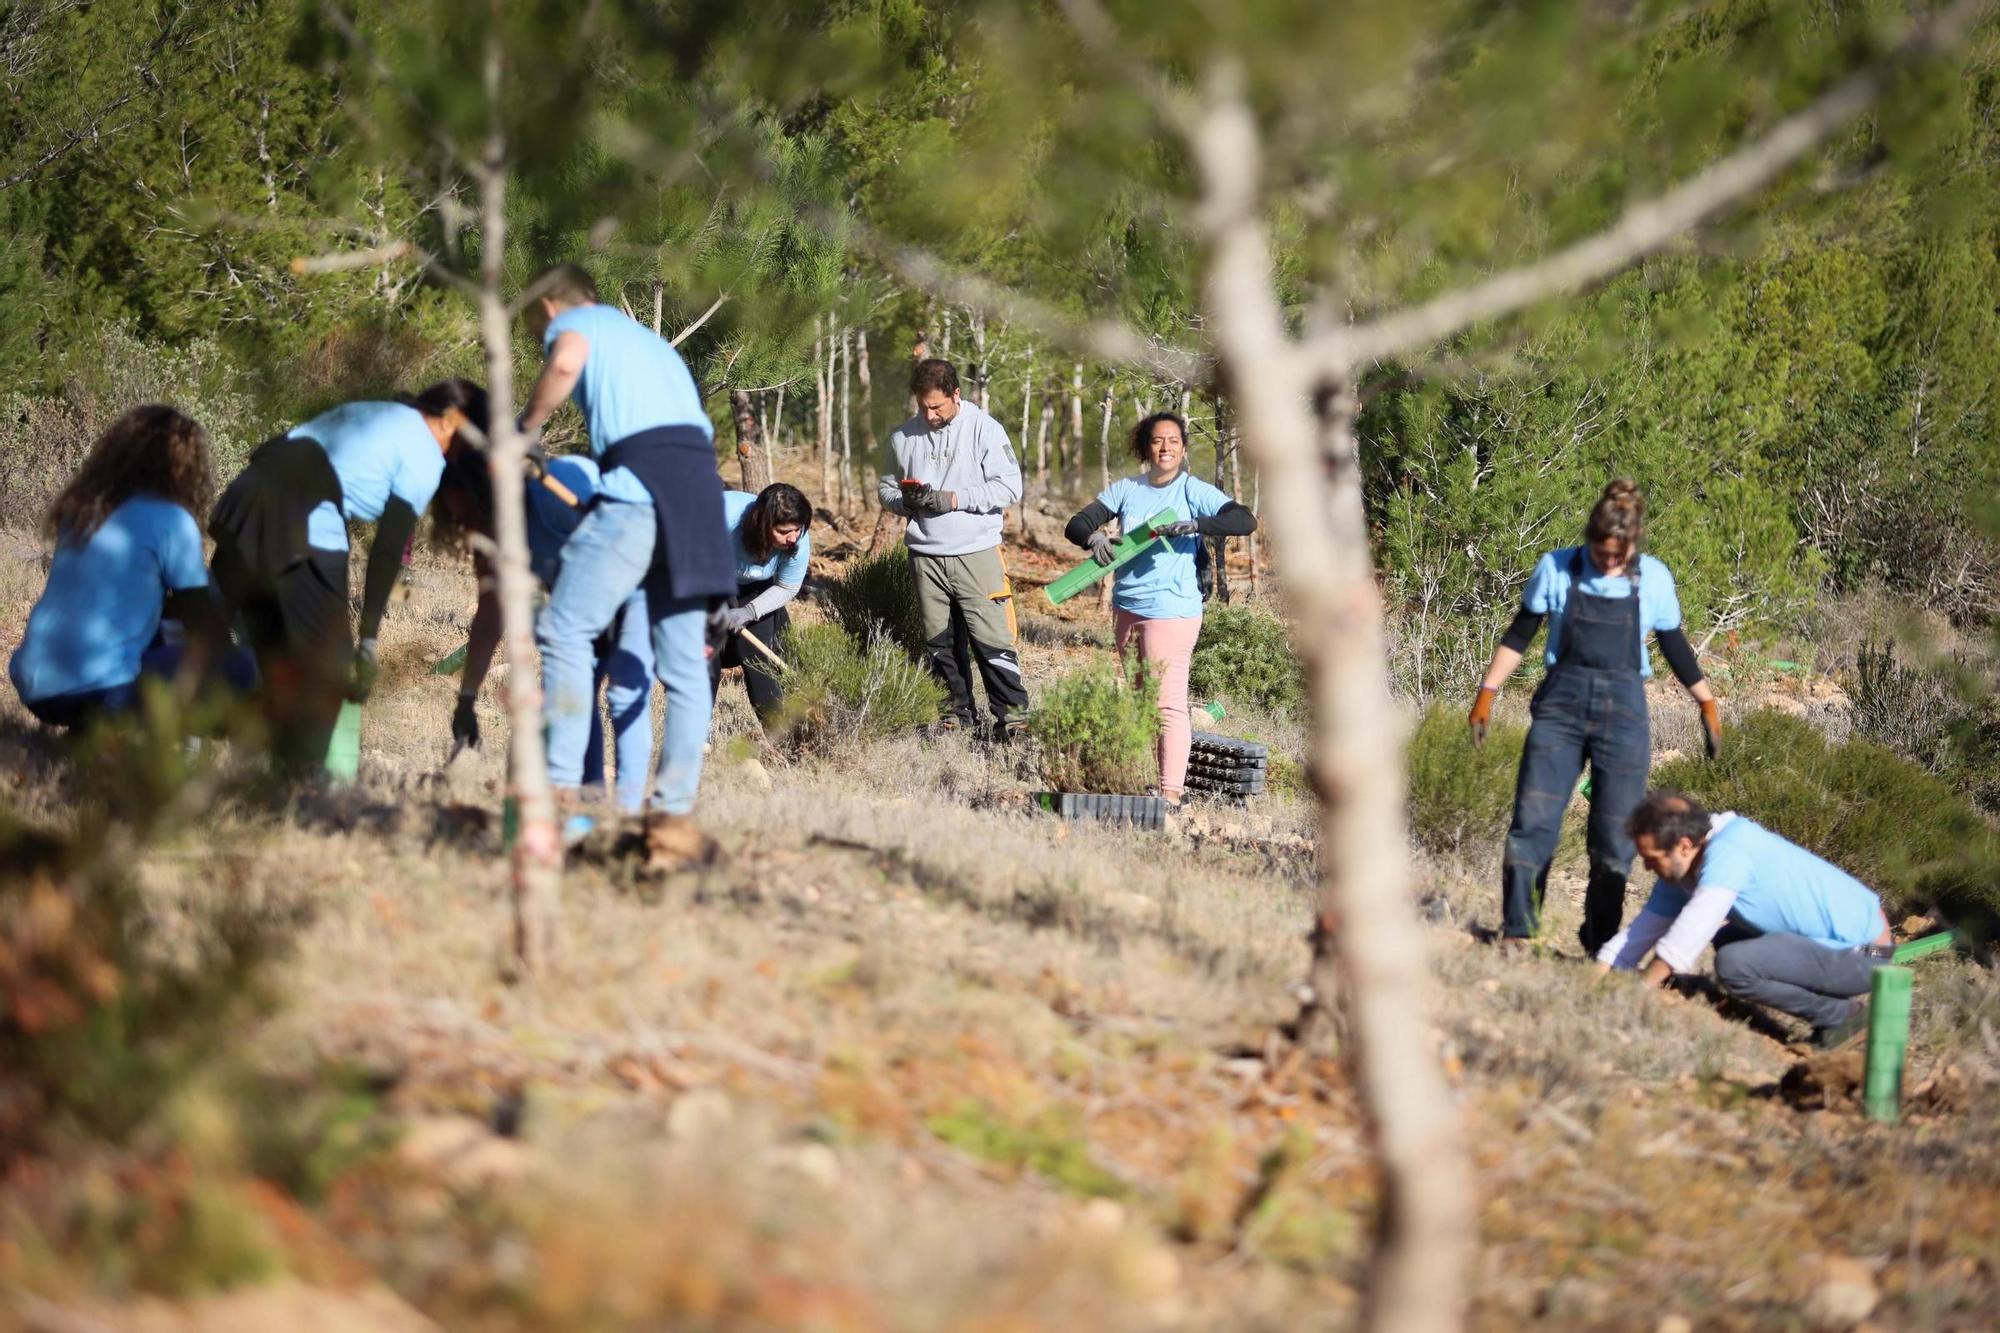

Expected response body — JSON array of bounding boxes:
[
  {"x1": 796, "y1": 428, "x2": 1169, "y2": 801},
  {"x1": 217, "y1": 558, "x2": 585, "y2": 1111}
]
[
  {"x1": 1328, "y1": 0, "x2": 1992, "y2": 369},
  {"x1": 288, "y1": 241, "x2": 412, "y2": 274},
  {"x1": 670, "y1": 292, "x2": 730, "y2": 346}
]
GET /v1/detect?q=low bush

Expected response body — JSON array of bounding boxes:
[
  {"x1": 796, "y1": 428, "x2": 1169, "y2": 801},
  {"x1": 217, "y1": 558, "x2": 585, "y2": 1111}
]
[
  {"x1": 1027, "y1": 664, "x2": 1160, "y2": 794},
  {"x1": 1188, "y1": 605, "x2": 1304, "y2": 716},
  {"x1": 1405, "y1": 704, "x2": 1528, "y2": 856},
  {"x1": 1654, "y1": 710, "x2": 2000, "y2": 937},
  {"x1": 772, "y1": 622, "x2": 943, "y2": 751},
  {"x1": 1846, "y1": 639, "x2": 2000, "y2": 813},
  {"x1": 822, "y1": 546, "x2": 927, "y2": 660}
]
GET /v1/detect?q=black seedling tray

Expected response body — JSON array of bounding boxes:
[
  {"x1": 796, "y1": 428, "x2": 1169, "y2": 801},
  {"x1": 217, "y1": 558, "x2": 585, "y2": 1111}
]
[
  {"x1": 1190, "y1": 731, "x2": 1270, "y2": 761},
  {"x1": 1186, "y1": 757, "x2": 1268, "y2": 779},
  {"x1": 1033, "y1": 791, "x2": 1167, "y2": 831},
  {"x1": 1187, "y1": 773, "x2": 1267, "y2": 796}
]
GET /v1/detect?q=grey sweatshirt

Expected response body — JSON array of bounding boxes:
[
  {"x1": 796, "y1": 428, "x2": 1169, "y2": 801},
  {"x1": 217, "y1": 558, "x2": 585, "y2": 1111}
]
[{"x1": 876, "y1": 400, "x2": 1023, "y2": 557}]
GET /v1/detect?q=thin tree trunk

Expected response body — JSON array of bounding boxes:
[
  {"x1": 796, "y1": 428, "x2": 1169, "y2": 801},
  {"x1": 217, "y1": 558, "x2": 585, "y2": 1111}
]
[
  {"x1": 1191, "y1": 82, "x2": 1471, "y2": 1333},
  {"x1": 970, "y1": 308, "x2": 988, "y2": 407},
  {"x1": 857, "y1": 330, "x2": 877, "y2": 511},
  {"x1": 838, "y1": 327, "x2": 853, "y2": 513},
  {"x1": 651, "y1": 277, "x2": 663, "y2": 335},
  {"x1": 1070, "y1": 362, "x2": 1085, "y2": 494},
  {"x1": 474, "y1": 27, "x2": 559, "y2": 976},
  {"x1": 1248, "y1": 461, "x2": 1261, "y2": 599},
  {"x1": 772, "y1": 383, "x2": 786, "y2": 456},
  {"x1": 1035, "y1": 396, "x2": 1053, "y2": 495},
  {"x1": 1099, "y1": 375, "x2": 1114, "y2": 491},
  {"x1": 732, "y1": 389, "x2": 770, "y2": 492},
  {"x1": 941, "y1": 306, "x2": 952, "y2": 358},
  {"x1": 816, "y1": 316, "x2": 831, "y2": 502}
]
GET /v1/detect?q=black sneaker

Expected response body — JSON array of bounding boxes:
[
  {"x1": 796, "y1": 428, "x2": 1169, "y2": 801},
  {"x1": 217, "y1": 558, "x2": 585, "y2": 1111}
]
[
  {"x1": 990, "y1": 718, "x2": 1026, "y2": 746},
  {"x1": 1811, "y1": 999, "x2": 1870, "y2": 1051}
]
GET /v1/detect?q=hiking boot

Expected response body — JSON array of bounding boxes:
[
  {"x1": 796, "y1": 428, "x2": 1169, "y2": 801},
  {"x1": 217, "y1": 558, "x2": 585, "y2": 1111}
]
[
  {"x1": 990, "y1": 717, "x2": 1026, "y2": 746},
  {"x1": 1812, "y1": 999, "x2": 1871, "y2": 1051},
  {"x1": 642, "y1": 811, "x2": 716, "y2": 874}
]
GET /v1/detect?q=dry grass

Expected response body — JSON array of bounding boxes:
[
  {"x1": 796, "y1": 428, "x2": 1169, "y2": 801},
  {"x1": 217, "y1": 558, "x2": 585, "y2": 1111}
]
[{"x1": 3, "y1": 521, "x2": 2000, "y2": 1331}]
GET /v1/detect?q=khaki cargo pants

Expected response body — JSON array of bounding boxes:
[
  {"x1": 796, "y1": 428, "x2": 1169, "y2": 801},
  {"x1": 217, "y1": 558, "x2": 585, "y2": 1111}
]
[{"x1": 911, "y1": 545, "x2": 1029, "y2": 729}]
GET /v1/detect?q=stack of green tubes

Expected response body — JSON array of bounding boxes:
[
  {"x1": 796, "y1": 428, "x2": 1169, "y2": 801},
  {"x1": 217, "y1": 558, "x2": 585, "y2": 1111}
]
[{"x1": 1862, "y1": 965, "x2": 1914, "y2": 1124}]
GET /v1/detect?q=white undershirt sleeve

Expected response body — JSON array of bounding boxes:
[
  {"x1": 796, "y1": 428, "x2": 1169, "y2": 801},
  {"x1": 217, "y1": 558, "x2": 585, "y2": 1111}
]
[
  {"x1": 1597, "y1": 909, "x2": 1673, "y2": 970},
  {"x1": 1652, "y1": 885, "x2": 1740, "y2": 974}
]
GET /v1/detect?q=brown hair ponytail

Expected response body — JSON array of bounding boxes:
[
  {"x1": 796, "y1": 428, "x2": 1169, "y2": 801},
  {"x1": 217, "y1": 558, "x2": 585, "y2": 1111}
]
[{"x1": 1586, "y1": 478, "x2": 1645, "y2": 588}]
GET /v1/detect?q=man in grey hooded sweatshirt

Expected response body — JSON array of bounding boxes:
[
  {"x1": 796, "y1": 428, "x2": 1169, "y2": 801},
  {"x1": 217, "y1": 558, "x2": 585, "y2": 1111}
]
[{"x1": 878, "y1": 358, "x2": 1029, "y2": 739}]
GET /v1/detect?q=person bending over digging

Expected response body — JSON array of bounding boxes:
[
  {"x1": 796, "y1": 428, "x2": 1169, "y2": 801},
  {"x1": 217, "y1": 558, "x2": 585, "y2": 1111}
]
[
  {"x1": 710, "y1": 482, "x2": 812, "y2": 727},
  {"x1": 876, "y1": 358, "x2": 1027, "y2": 743},
  {"x1": 1598, "y1": 791, "x2": 1894, "y2": 1050},
  {"x1": 1063, "y1": 411, "x2": 1256, "y2": 808},
  {"x1": 519, "y1": 262, "x2": 735, "y2": 871},
  {"x1": 1468, "y1": 479, "x2": 1721, "y2": 955},
  {"x1": 431, "y1": 448, "x2": 654, "y2": 817},
  {"x1": 11, "y1": 405, "x2": 253, "y2": 730},
  {"x1": 208, "y1": 380, "x2": 486, "y2": 770}
]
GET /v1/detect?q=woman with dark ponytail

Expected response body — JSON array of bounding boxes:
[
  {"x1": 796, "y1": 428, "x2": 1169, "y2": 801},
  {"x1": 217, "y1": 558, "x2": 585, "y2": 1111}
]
[
  {"x1": 1467, "y1": 479, "x2": 1721, "y2": 954},
  {"x1": 710, "y1": 482, "x2": 812, "y2": 725}
]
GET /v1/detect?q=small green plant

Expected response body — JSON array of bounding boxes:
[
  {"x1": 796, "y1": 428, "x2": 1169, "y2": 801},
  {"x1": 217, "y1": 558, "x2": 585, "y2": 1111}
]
[
  {"x1": 925, "y1": 1100, "x2": 1128, "y2": 1199},
  {"x1": 1405, "y1": 704, "x2": 1528, "y2": 856},
  {"x1": 1656, "y1": 710, "x2": 2000, "y2": 937},
  {"x1": 822, "y1": 545, "x2": 927, "y2": 659},
  {"x1": 772, "y1": 622, "x2": 944, "y2": 751},
  {"x1": 1188, "y1": 605, "x2": 1304, "y2": 715},
  {"x1": 1027, "y1": 664, "x2": 1160, "y2": 794}
]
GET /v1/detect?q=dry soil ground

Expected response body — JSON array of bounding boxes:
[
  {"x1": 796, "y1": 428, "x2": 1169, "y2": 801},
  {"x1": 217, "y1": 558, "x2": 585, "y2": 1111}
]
[{"x1": 1, "y1": 511, "x2": 1997, "y2": 1332}]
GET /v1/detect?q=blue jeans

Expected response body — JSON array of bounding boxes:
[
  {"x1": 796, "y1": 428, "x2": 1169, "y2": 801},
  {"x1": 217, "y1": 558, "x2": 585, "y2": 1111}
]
[
  {"x1": 1502, "y1": 665, "x2": 1650, "y2": 946},
  {"x1": 538, "y1": 498, "x2": 710, "y2": 815},
  {"x1": 24, "y1": 639, "x2": 258, "y2": 729},
  {"x1": 580, "y1": 589, "x2": 654, "y2": 813}
]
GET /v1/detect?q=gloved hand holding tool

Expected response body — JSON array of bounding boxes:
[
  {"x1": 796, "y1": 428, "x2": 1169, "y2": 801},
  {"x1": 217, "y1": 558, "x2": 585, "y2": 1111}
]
[
  {"x1": 349, "y1": 636, "x2": 380, "y2": 703},
  {"x1": 452, "y1": 691, "x2": 480, "y2": 751},
  {"x1": 1152, "y1": 518, "x2": 1200, "y2": 538},
  {"x1": 720, "y1": 603, "x2": 758, "y2": 634},
  {"x1": 1468, "y1": 684, "x2": 1497, "y2": 747},
  {"x1": 1699, "y1": 697, "x2": 1723, "y2": 760},
  {"x1": 1086, "y1": 530, "x2": 1118, "y2": 566}
]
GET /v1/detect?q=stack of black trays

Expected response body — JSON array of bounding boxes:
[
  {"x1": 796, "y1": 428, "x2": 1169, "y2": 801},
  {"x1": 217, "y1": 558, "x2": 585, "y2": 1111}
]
[{"x1": 1186, "y1": 731, "x2": 1268, "y2": 803}]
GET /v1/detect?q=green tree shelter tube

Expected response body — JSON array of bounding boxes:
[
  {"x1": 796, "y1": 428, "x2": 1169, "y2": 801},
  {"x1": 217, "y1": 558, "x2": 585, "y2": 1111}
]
[
  {"x1": 1863, "y1": 965, "x2": 1914, "y2": 1124},
  {"x1": 1042, "y1": 508, "x2": 1180, "y2": 606},
  {"x1": 325, "y1": 701, "x2": 362, "y2": 784}
]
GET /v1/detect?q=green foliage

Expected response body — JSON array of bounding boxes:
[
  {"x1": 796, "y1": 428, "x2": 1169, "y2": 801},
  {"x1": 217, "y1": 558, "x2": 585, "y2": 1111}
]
[
  {"x1": 1405, "y1": 705, "x2": 1528, "y2": 857},
  {"x1": 822, "y1": 547, "x2": 928, "y2": 659},
  {"x1": 1654, "y1": 711, "x2": 2000, "y2": 936},
  {"x1": 925, "y1": 1100, "x2": 1128, "y2": 1200},
  {"x1": 1027, "y1": 664, "x2": 1159, "y2": 795},
  {"x1": 772, "y1": 622, "x2": 944, "y2": 751},
  {"x1": 1188, "y1": 606, "x2": 1304, "y2": 716},
  {"x1": 1846, "y1": 639, "x2": 2000, "y2": 811}
]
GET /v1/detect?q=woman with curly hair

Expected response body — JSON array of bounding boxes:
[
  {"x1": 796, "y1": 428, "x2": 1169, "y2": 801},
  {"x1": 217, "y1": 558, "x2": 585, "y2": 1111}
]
[
  {"x1": 710, "y1": 482, "x2": 812, "y2": 726},
  {"x1": 1063, "y1": 411, "x2": 1257, "y2": 807},
  {"x1": 10, "y1": 404, "x2": 251, "y2": 728}
]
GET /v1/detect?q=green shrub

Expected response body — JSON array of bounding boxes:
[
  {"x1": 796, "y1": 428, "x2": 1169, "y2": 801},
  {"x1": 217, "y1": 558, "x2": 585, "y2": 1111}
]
[
  {"x1": 822, "y1": 545, "x2": 927, "y2": 659},
  {"x1": 772, "y1": 622, "x2": 943, "y2": 751},
  {"x1": 1405, "y1": 704, "x2": 1528, "y2": 856},
  {"x1": 1188, "y1": 605, "x2": 1304, "y2": 715},
  {"x1": 1654, "y1": 710, "x2": 2000, "y2": 936},
  {"x1": 1846, "y1": 639, "x2": 2000, "y2": 813},
  {"x1": 1027, "y1": 664, "x2": 1160, "y2": 794}
]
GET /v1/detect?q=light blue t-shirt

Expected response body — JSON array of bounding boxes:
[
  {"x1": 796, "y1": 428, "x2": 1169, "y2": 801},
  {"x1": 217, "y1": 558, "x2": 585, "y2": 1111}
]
[
  {"x1": 1521, "y1": 547, "x2": 1682, "y2": 677},
  {"x1": 1095, "y1": 471, "x2": 1234, "y2": 621},
  {"x1": 525, "y1": 456, "x2": 602, "y2": 588},
  {"x1": 543, "y1": 304, "x2": 711, "y2": 506},
  {"x1": 722, "y1": 490, "x2": 811, "y2": 588},
  {"x1": 9, "y1": 497, "x2": 210, "y2": 703},
  {"x1": 1640, "y1": 815, "x2": 1886, "y2": 951},
  {"x1": 289, "y1": 402, "x2": 447, "y2": 552}
]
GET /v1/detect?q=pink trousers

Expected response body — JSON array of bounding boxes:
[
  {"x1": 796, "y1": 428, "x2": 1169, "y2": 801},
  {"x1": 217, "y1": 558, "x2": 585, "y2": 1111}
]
[{"x1": 1114, "y1": 609, "x2": 1202, "y2": 800}]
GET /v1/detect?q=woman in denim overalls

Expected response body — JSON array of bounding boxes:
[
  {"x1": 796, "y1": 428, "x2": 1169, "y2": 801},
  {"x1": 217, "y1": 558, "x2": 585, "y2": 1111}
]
[{"x1": 1466, "y1": 480, "x2": 1722, "y2": 953}]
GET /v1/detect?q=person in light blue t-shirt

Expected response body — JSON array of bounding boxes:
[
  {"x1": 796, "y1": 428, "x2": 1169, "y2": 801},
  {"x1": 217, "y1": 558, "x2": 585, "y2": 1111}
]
[
  {"x1": 1468, "y1": 480, "x2": 1721, "y2": 955},
  {"x1": 710, "y1": 483, "x2": 813, "y2": 724},
  {"x1": 431, "y1": 450, "x2": 655, "y2": 814},
  {"x1": 1598, "y1": 790, "x2": 1893, "y2": 1048},
  {"x1": 11, "y1": 405, "x2": 252, "y2": 729},
  {"x1": 1063, "y1": 411, "x2": 1256, "y2": 805}
]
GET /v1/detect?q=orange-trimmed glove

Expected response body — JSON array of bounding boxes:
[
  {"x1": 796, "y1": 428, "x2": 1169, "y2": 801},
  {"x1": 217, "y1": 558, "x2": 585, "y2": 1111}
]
[
  {"x1": 1468, "y1": 685, "x2": 1497, "y2": 748},
  {"x1": 1699, "y1": 698, "x2": 1722, "y2": 761}
]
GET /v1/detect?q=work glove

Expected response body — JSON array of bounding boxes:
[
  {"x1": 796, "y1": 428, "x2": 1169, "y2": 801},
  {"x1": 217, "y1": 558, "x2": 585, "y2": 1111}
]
[
  {"x1": 913, "y1": 488, "x2": 957, "y2": 517},
  {"x1": 720, "y1": 604, "x2": 758, "y2": 634},
  {"x1": 1467, "y1": 685, "x2": 1497, "y2": 748},
  {"x1": 1153, "y1": 518, "x2": 1200, "y2": 539},
  {"x1": 898, "y1": 480, "x2": 934, "y2": 513},
  {"x1": 349, "y1": 637, "x2": 380, "y2": 703},
  {"x1": 451, "y1": 692, "x2": 481, "y2": 750},
  {"x1": 1699, "y1": 698, "x2": 1723, "y2": 761},
  {"x1": 1086, "y1": 530, "x2": 1118, "y2": 567}
]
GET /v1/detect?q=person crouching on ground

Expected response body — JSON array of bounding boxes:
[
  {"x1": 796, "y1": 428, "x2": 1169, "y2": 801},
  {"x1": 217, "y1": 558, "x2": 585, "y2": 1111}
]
[
  {"x1": 11, "y1": 405, "x2": 252, "y2": 730},
  {"x1": 518, "y1": 262, "x2": 735, "y2": 872},
  {"x1": 876, "y1": 358, "x2": 1027, "y2": 743},
  {"x1": 430, "y1": 447, "x2": 654, "y2": 818},
  {"x1": 1598, "y1": 790, "x2": 1894, "y2": 1049},
  {"x1": 1063, "y1": 411, "x2": 1256, "y2": 808},
  {"x1": 1469, "y1": 478, "x2": 1721, "y2": 955},
  {"x1": 710, "y1": 482, "x2": 811, "y2": 727},
  {"x1": 208, "y1": 380, "x2": 486, "y2": 770}
]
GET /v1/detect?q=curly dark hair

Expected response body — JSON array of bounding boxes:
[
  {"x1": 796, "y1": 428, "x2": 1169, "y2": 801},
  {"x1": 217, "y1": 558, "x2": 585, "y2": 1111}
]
[
  {"x1": 428, "y1": 441, "x2": 496, "y2": 555},
  {"x1": 1129, "y1": 411, "x2": 1189, "y2": 467},
  {"x1": 44, "y1": 404, "x2": 212, "y2": 544},
  {"x1": 740, "y1": 482, "x2": 812, "y2": 563}
]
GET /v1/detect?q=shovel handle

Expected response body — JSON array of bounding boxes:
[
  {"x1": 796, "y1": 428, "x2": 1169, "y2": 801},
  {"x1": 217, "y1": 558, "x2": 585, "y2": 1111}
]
[{"x1": 734, "y1": 625, "x2": 788, "y2": 672}]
